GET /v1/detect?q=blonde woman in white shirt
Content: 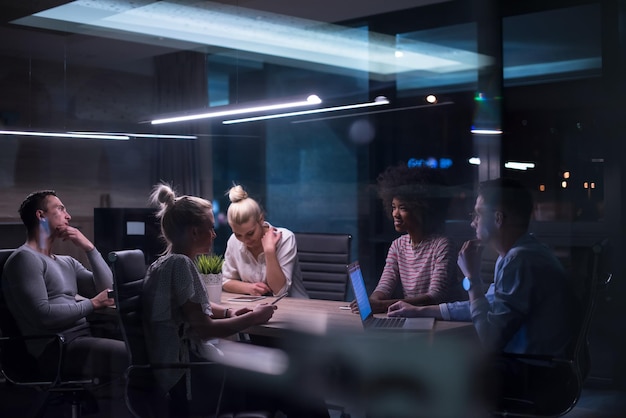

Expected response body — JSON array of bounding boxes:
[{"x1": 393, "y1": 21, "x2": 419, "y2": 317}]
[{"x1": 222, "y1": 184, "x2": 309, "y2": 298}]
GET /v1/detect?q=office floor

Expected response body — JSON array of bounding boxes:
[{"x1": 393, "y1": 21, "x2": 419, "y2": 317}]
[{"x1": 1, "y1": 379, "x2": 625, "y2": 417}]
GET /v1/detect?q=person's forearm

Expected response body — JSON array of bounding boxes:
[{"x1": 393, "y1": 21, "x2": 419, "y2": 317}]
[
  {"x1": 403, "y1": 294, "x2": 435, "y2": 306},
  {"x1": 196, "y1": 313, "x2": 259, "y2": 339},
  {"x1": 86, "y1": 248, "x2": 114, "y2": 290},
  {"x1": 418, "y1": 305, "x2": 444, "y2": 319},
  {"x1": 370, "y1": 292, "x2": 399, "y2": 313},
  {"x1": 388, "y1": 303, "x2": 443, "y2": 319},
  {"x1": 370, "y1": 291, "x2": 389, "y2": 301},
  {"x1": 40, "y1": 299, "x2": 94, "y2": 328},
  {"x1": 466, "y1": 276, "x2": 484, "y2": 303},
  {"x1": 210, "y1": 304, "x2": 229, "y2": 319},
  {"x1": 223, "y1": 279, "x2": 250, "y2": 294},
  {"x1": 264, "y1": 252, "x2": 287, "y2": 295}
]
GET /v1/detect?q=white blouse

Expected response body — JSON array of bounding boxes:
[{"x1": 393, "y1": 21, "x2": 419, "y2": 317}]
[{"x1": 222, "y1": 222, "x2": 309, "y2": 298}]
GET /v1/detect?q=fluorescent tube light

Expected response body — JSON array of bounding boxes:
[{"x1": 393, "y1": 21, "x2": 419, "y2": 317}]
[
  {"x1": 69, "y1": 131, "x2": 197, "y2": 140},
  {"x1": 471, "y1": 128, "x2": 503, "y2": 135},
  {"x1": 223, "y1": 96, "x2": 389, "y2": 125},
  {"x1": 0, "y1": 130, "x2": 129, "y2": 140},
  {"x1": 292, "y1": 100, "x2": 453, "y2": 124},
  {"x1": 505, "y1": 161, "x2": 535, "y2": 171},
  {"x1": 151, "y1": 95, "x2": 321, "y2": 125}
]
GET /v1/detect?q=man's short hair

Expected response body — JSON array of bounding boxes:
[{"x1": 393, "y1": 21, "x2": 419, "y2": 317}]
[
  {"x1": 19, "y1": 190, "x2": 57, "y2": 232},
  {"x1": 478, "y1": 178, "x2": 533, "y2": 228}
]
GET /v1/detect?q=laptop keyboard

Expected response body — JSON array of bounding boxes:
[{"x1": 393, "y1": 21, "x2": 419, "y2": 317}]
[{"x1": 370, "y1": 316, "x2": 406, "y2": 328}]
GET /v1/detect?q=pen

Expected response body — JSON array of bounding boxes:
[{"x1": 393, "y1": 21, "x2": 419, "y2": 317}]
[{"x1": 271, "y1": 293, "x2": 288, "y2": 305}]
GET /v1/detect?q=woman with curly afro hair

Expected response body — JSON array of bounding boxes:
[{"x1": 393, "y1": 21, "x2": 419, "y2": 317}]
[{"x1": 352, "y1": 162, "x2": 464, "y2": 314}]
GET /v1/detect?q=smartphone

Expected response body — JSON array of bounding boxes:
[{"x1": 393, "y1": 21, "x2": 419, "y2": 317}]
[{"x1": 271, "y1": 293, "x2": 287, "y2": 305}]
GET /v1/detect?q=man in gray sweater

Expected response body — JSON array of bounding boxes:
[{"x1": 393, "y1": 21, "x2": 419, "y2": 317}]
[{"x1": 1, "y1": 190, "x2": 127, "y2": 383}]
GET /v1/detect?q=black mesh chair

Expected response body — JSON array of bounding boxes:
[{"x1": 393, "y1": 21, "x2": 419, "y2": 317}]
[
  {"x1": 108, "y1": 249, "x2": 186, "y2": 417},
  {"x1": 0, "y1": 249, "x2": 97, "y2": 418},
  {"x1": 109, "y1": 249, "x2": 270, "y2": 418},
  {"x1": 493, "y1": 239, "x2": 612, "y2": 417},
  {"x1": 294, "y1": 233, "x2": 352, "y2": 301},
  {"x1": 291, "y1": 234, "x2": 353, "y2": 416}
]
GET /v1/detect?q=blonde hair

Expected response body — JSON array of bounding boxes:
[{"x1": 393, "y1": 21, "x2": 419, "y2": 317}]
[
  {"x1": 226, "y1": 184, "x2": 262, "y2": 226},
  {"x1": 150, "y1": 182, "x2": 213, "y2": 254}
]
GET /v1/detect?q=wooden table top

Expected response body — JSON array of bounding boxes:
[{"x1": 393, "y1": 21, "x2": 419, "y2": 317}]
[
  {"x1": 86, "y1": 291, "x2": 475, "y2": 340},
  {"x1": 220, "y1": 292, "x2": 474, "y2": 338}
]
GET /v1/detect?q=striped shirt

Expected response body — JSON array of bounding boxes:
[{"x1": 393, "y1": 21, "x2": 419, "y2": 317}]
[{"x1": 373, "y1": 234, "x2": 460, "y2": 304}]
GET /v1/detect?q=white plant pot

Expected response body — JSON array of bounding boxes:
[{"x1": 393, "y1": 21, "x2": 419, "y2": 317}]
[{"x1": 200, "y1": 273, "x2": 222, "y2": 303}]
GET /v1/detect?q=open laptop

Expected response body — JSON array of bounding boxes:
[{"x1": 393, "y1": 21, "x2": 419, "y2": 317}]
[{"x1": 347, "y1": 261, "x2": 435, "y2": 331}]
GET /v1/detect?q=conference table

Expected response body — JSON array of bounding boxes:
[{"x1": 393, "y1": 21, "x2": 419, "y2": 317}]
[
  {"x1": 85, "y1": 291, "x2": 476, "y2": 341},
  {"x1": 86, "y1": 290, "x2": 475, "y2": 342},
  {"x1": 219, "y1": 291, "x2": 476, "y2": 339}
]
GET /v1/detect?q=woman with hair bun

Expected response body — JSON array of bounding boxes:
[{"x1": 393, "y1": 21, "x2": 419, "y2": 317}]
[
  {"x1": 222, "y1": 184, "x2": 309, "y2": 298},
  {"x1": 142, "y1": 183, "x2": 277, "y2": 414}
]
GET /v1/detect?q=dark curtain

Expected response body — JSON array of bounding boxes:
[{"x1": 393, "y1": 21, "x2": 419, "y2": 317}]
[{"x1": 151, "y1": 51, "x2": 209, "y2": 196}]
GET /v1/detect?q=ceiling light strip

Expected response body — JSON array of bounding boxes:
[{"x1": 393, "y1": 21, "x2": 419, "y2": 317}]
[
  {"x1": 504, "y1": 161, "x2": 535, "y2": 170},
  {"x1": 69, "y1": 131, "x2": 197, "y2": 140},
  {"x1": 470, "y1": 128, "x2": 503, "y2": 135},
  {"x1": 291, "y1": 101, "x2": 454, "y2": 124},
  {"x1": 0, "y1": 130, "x2": 129, "y2": 140},
  {"x1": 223, "y1": 97, "x2": 389, "y2": 125},
  {"x1": 151, "y1": 95, "x2": 322, "y2": 125}
]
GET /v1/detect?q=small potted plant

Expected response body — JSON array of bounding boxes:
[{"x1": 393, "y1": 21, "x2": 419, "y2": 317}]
[
  {"x1": 196, "y1": 253, "x2": 224, "y2": 275},
  {"x1": 196, "y1": 254, "x2": 224, "y2": 303}
]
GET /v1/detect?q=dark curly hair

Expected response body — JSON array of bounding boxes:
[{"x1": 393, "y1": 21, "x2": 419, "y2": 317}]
[{"x1": 376, "y1": 163, "x2": 450, "y2": 235}]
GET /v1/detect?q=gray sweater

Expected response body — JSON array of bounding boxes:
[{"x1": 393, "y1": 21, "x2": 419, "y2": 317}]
[{"x1": 1, "y1": 244, "x2": 113, "y2": 357}]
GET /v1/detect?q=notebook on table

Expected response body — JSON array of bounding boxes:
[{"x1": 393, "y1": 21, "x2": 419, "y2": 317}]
[{"x1": 347, "y1": 261, "x2": 435, "y2": 331}]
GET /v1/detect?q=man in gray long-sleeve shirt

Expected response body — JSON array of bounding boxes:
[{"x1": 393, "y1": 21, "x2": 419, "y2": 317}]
[{"x1": 1, "y1": 190, "x2": 127, "y2": 382}]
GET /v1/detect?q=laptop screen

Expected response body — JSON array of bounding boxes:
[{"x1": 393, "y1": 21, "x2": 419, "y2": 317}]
[{"x1": 347, "y1": 262, "x2": 372, "y2": 321}]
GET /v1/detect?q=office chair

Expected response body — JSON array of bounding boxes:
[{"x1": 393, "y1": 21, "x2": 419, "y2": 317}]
[
  {"x1": 294, "y1": 232, "x2": 352, "y2": 301},
  {"x1": 292, "y1": 233, "x2": 353, "y2": 416},
  {"x1": 493, "y1": 239, "x2": 612, "y2": 417},
  {"x1": 108, "y1": 249, "x2": 270, "y2": 418},
  {"x1": 0, "y1": 249, "x2": 97, "y2": 418}
]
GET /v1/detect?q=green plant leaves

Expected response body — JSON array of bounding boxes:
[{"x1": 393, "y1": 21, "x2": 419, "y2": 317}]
[{"x1": 196, "y1": 254, "x2": 224, "y2": 274}]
